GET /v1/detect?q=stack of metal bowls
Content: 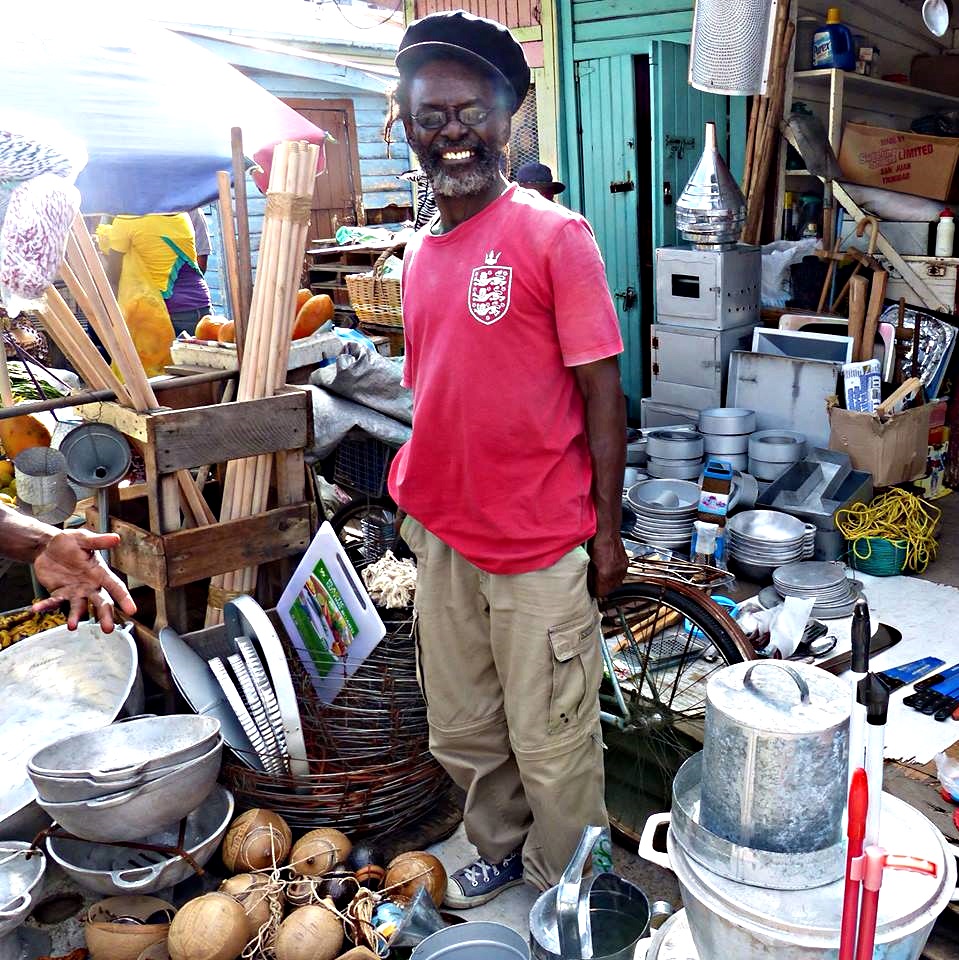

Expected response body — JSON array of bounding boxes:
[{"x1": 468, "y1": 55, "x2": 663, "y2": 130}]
[
  {"x1": 0, "y1": 842, "x2": 46, "y2": 948},
  {"x1": 625, "y1": 479, "x2": 700, "y2": 550},
  {"x1": 748, "y1": 430, "x2": 806, "y2": 481},
  {"x1": 697, "y1": 408, "x2": 755, "y2": 473},
  {"x1": 727, "y1": 510, "x2": 809, "y2": 579},
  {"x1": 29, "y1": 715, "x2": 223, "y2": 843},
  {"x1": 646, "y1": 429, "x2": 704, "y2": 480},
  {"x1": 771, "y1": 561, "x2": 864, "y2": 620}
]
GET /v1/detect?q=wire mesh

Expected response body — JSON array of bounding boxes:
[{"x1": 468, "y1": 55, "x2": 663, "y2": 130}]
[
  {"x1": 333, "y1": 434, "x2": 391, "y2": 498},
  {"x1": 506, "y1": 83, "x2": 540, "y2": 179}
]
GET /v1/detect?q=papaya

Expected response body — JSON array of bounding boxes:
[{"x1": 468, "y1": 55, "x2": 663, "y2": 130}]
[
  {"x1": 296, "y1": 288, "x2": 313, "y2": 315},
  {"x1": 217, "y1": 321, "x2": 236, "y2": 344},
  {"x1": 0, "y1": 415, "x2": 50, "y2": 460},
  {"x1": 292, "y1": 294, "x2": 334, "y2": 340},
  {"x1": 194, "y1": 315, "x2": 225, "y2": 341}
]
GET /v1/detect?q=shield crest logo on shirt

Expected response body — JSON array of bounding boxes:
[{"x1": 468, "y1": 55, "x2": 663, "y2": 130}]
[{"x1": 467, "y1": 250, "x2": 512, "y2": 325}]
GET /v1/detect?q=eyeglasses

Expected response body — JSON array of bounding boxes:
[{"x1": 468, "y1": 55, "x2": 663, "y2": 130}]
[{"x1": 410, "y1": 106, "x2": 496, "y2": 131}]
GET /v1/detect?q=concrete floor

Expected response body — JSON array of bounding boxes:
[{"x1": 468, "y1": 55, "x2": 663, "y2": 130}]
[{"x1": 920, "y1": 489, "x2": 959, "y2": 587}]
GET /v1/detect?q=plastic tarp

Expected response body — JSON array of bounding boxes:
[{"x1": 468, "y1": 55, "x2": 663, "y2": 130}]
[{"x1": 3, "y1": 1, "x2": 326, "y2": 214}]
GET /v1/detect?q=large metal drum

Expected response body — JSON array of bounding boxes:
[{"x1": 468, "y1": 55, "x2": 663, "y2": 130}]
[{"x1": 701, "y1": 661, "x2": 849, "y2": 853}]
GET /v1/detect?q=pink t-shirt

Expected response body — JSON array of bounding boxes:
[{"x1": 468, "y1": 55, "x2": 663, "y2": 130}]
[{"x1": 388, "y1": 184, "x2": 623, "y2": 575}]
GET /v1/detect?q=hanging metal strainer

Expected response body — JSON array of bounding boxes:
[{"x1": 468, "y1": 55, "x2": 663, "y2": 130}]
[{"x1": 689, "y1": 0, "x2": 780, "y2": 96}]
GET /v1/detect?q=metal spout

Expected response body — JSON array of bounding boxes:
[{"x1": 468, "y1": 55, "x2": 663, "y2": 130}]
[{"x1": 676, "y1": 122, "x2": 747, "y2": 249}]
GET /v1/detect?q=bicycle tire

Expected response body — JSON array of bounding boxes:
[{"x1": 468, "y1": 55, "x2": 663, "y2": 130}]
[
  {"x1": 328, "y1": 497, "x2": 409, "y2": 565},
  {"x1": 599, "y1": 579, "x2": 754, "y2": 846}
]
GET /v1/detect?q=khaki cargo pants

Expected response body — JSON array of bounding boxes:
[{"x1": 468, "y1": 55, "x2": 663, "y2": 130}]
[{"x1": 401, "y1": 515, "x2": 608, "y2": 891}]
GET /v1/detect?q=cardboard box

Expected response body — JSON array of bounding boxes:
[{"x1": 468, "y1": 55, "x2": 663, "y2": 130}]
[
  {"x1": 828, "y1": 401, "x2": 933, "y2": 487},
  {"x1": 838, "y1": 122, "x2": 959, "y2": 202}
]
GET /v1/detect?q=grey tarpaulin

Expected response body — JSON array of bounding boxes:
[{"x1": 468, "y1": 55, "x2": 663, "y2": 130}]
[
  {"x1": 304, "y1": 387, "x2": 411, "y2": 461},
  {"x1": 309, "y1": 340, "x2": 412, "y2": 424}
]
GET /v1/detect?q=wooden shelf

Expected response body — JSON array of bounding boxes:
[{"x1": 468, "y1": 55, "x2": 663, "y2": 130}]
[{"x1": 794, "y1": 69, "x2": 959, "y2": 113}]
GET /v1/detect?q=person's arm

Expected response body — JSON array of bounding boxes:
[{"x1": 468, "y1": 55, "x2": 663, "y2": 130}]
[
  {"x1": 574, "y1": 357, "x2": 627, "y2": 598},
  {"x1": 0, "y1": 504, "x2": 137, "y2": 631},
  {"x1": 196, "y1": 254, "x2": 209, "y2": 274}
]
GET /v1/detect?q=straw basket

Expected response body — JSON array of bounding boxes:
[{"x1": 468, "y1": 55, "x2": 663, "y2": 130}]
[{"x1": 346, "y1": 245, "x2": 403, "y2": 327}]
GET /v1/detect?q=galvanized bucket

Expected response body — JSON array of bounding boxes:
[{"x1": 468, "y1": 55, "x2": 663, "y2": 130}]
[
  {"x1": 411, "y1": 921, "x2": 529, "y2": 960},
  {"x1": 701, "y1": 661, "x2": 849, "y2": 853}
]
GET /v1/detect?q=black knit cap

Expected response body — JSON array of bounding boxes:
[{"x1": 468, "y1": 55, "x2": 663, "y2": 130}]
[{"x1": 396, "y1": 11, "x2": 531, "y2": 113}]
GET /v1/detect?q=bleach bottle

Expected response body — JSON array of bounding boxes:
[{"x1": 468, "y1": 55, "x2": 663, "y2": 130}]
[{"x1": 812, "y1": 8, "x2": 855, "y2": 71}]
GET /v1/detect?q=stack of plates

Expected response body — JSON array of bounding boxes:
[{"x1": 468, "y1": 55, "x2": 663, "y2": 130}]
[
  {"x1": 727, "y1": 510, "x2": 808, "y2": 579},
  {"x1": 625, "y1": 479, "x2": 700, "y2": 549},
  {"x1": 772, "y1": 561, "x2": 864, "y2": 619}
]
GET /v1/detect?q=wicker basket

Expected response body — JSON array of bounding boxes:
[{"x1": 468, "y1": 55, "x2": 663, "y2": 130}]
[
  {"x1": 847, "y1": 537, "x2": 908, "y2": 576},
  {"x1": 346, "y1": 244, "x2": 403, "y2": 327}
]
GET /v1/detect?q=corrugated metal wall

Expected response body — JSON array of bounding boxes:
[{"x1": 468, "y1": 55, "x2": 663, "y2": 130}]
[{"x1": 412, "y1": 0, "x2": 540, "y2": 28}]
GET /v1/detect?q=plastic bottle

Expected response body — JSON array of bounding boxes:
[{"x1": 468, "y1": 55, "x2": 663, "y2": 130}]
[
  {"x1": 812, "y1": 8, "x2": 856, "y2": 71},
  {"x1": 936, "y1": 208, "x2": 954, "y2": 258}
]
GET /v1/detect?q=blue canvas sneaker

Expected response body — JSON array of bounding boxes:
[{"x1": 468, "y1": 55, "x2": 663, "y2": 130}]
[{"x1": 444, "y1": 850, "x2": 524, "y2": 908}]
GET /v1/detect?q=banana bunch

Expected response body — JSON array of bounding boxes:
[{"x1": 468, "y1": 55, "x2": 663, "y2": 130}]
[
  {"x1": 0, "y1": 460, "x2": 15, "y2": 505},
  {"x1": 0, "y1": 605, "x2": 66, "y2": 650}
]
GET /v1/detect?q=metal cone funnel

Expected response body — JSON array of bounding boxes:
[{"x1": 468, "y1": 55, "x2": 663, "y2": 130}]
[{"x1": 676, "y1": 122, "x2": 747, "y2": 249}]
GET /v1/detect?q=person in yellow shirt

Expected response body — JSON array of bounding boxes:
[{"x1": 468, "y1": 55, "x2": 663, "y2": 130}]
[{"x1": 97, "y1": 213, "x2": 212, "y2": 375}]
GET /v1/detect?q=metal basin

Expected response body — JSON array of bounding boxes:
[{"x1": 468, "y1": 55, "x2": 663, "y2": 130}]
[
  {"x1": 29, "y1": 715, "x2": 220, "y2": 783},
  {"x1": 0, "y1": 844, "x2": 46, "y2": 941},
  {"x1": 727, "y1": 510, "x2": 806, "y2": 543},
  {"x1": 37, "y1": 738, "x2": 222, "y2": 842},
  {"x1": 412, "y1": 922, "x2": 529, "y2": 959},
  {"x1": 698, "y1": 408, "x2": 756, "y2": 436},
  {"x1": 0, "y1": 624, "x2": 139, "y2": 840},
  {"x1": 46, "y1": 786, "x2": 233, "y2": 895}
]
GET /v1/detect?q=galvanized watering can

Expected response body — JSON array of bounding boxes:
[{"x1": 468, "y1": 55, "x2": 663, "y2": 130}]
[{"x1": 529, "y1": 826, "x2": 672, "y2": 960}]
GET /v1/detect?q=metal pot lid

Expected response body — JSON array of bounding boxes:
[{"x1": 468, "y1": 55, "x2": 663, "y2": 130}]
[
  {"x1": 698, "y1": 408, "x2": 756, "y2": 436},
  {"x1": 0, "y1": 624, "x2": 138, "y2": 833},
  {"x1": 668, "y1": 791, "x2": 953, "y2": 941},
  {"x1": 706, "y1": 661, "x2": 849, "y2": 736}
]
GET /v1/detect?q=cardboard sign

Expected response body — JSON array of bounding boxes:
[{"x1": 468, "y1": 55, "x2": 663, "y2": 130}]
[{"x1": 838, "y1": 122, "x2": 959, "y2": 202}]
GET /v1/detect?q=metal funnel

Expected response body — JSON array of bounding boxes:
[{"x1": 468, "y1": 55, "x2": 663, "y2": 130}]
[{"x1": 675, "y1": 122, "x2": 747, "y2": 249}]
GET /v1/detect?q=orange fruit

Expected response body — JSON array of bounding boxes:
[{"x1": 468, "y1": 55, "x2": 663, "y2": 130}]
[
  {"x1": 217, "y1": 321, "x2": 236, "y2": 344},
  {"x1": 194, "y1": 315, "x2": 225, "y2": 341},
  {"x1": 292, "y1": 294, "x2": 334, "y2": 340},
  {"x1": 296, "y1": 288, "x2": 313, "y2": 315}
]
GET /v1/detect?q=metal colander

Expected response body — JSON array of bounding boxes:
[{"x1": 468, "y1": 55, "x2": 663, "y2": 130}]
[{"x1": 689, "y1": 0, "x2": 779, "y2": 96}]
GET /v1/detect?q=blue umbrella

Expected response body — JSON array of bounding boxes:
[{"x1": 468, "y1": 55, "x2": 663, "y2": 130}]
[{"x1": 3, "y1": 0, "x2": 327, "y2": 214}]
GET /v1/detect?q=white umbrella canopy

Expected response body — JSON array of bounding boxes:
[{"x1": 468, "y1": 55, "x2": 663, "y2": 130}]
[{"x1": 3, "y1": 0, "x2": 327, "y2": 214}]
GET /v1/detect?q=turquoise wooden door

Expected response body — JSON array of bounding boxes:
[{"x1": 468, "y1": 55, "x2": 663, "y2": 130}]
[
  {"x1": 574, "y1": 56, "x2": 642, "y2": 412},
  {"x1": 651, "y1": 41, "x2": 735, "y2": 250}
]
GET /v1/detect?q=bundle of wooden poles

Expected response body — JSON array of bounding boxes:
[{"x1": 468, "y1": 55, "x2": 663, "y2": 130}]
[
  {"x1": 38, "y1": 216, "x2": 214, "y2": 526},
  {"x1": 741, "y1": 1, "x2": 796, "y2": 245},
  {"x1": 205, "y1": 139, "x2": 319, "y2": 626}
]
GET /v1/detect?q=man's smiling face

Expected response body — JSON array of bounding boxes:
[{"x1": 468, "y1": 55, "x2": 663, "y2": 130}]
[{"x1": 403, "y1": 58, "x2": 511, "y2": 199}]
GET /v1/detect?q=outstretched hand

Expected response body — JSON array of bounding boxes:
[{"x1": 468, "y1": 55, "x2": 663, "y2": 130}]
[{"x1": 31, "y1": 529, "x2": 137, "y2": 632}]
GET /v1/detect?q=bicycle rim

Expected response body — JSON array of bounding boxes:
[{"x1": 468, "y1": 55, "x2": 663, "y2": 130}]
[
  {"x1": 329, "y1": 498, "x2": 397, "y2": 566},
  {"x1": 599, "y1": 580, "x2": 754, "y2": 846}
]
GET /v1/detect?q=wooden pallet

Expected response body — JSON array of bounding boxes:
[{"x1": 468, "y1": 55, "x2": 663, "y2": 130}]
[
  {"x1": 305, "y1": 240, "x2": 406, "y2": 321},
  {"x1": 77, "y1": 382, "x2": 316, "y2": 635}
]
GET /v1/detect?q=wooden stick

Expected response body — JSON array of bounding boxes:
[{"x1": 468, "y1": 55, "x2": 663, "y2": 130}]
[
  {"x1": 743, "y1": 96, "x2": 761, "y2": 200},
  {"x1": 231, "y1": 127, "x2": 253, "y2": 345},
  {"x1": 861, "y1": 270, "x2": 888, "y2": 363},
  {"x1": 848, "y1": 274, "x2": 869, "y2": 362},
  {"x1": 216, "y1": 171, "x2": 244, "y2": 363}
]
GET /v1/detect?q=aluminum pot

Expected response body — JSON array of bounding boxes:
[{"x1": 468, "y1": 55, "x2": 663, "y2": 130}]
[
  {"x1": 45, "y1": 786, "x2": 233, "y2": 895},
  {"x1": 639, "y1": 792, "x2": 958, "y2": 960},
  {"x1": 411, "y1": 922, "x2": 530, "y2": 959},
  {"x1": 37, "y1": 737, "x2": 222, "y2": 842},
  {"x1": 701, "y1": 661, "x2": 848, "y2": 854},
  {"x1": 0, "y1": 845, "x2": 45, "y2": 941},
  {"x1": 646, "y1": 430, "x2": 704, "y2": 461}
]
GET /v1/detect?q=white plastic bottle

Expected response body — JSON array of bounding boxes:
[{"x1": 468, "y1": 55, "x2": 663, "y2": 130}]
[{"x1": 936, "y1": 208, "x2": 954, "y2": 258}]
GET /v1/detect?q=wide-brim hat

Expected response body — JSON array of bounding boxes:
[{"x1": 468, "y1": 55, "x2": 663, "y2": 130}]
[
  {"x1": 396, "y1": 11, "x2": 530, "y2": 113},
  {"x1": 515, "y1": 161, "x2": 566, "y2": 195}
]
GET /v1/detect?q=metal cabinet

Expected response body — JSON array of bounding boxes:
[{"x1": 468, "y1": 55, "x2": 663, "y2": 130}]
[{"x1": 650, "y1": 321, "x2": 754, "y2": 410}]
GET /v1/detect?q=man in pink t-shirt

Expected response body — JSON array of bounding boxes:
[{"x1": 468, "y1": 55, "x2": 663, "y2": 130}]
[{"x1": 389, "y1": 11, "x2": 627, "y2": 903}]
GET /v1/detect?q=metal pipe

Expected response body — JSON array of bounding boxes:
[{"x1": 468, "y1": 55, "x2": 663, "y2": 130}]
[{"x1": 0, "y1": 369, "x2": 237, "y2": 421}]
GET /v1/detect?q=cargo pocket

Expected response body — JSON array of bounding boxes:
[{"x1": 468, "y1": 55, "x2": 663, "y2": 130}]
[{"x1": 547, "y1": 611, "x2": 600, "y2": 735}]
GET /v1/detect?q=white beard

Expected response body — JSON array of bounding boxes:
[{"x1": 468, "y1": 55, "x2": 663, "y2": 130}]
[{"x1": 429, "y1": 165, "x2": 499, "y2": 197}]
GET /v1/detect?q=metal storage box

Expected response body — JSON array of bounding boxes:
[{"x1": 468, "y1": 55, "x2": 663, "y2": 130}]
[
  {"x1": 640, "y1": 398, "x2": 701, "y2": 429},
  {"x1": 655, "y1": 245, "x2": 760, "y2": 329},
  {"x1": 650, "y1": 322, "x2": 754, "y2": 410}
]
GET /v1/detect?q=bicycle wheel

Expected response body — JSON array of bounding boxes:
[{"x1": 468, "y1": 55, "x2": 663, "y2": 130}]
[
  {"x1": 599, "y1": 579, "x2": 754, "y2": 846},
  {"x1": 328, "y1": 497, "x2": 399, "y2": 566}
]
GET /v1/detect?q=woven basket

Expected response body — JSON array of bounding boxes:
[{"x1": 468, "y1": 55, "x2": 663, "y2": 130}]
[
  {"x1": 346, "y1": 244, "x2": 403, "y2": 327},
  {"x1": 847, "y1": 537, "x2": 908, "y2": 577}
]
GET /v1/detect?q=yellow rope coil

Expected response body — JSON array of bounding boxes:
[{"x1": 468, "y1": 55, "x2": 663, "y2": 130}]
[{"x1": 835, "y1": 488, "x2": 941, "y2": 574}]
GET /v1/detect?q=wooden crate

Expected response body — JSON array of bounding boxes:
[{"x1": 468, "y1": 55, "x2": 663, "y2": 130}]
[
  {"x1": 306, "y1": 240, "x2": 406, "y2": 322},
  {"x1": 78, "y1": 385, "x2": 316, "y2": 633}
]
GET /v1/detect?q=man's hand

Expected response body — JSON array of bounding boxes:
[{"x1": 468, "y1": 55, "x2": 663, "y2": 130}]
[
  {"x1": 32, "y1": 529, "x2": 136, "y2": 632},
  {"x1": 588, "y1": 530, "x2": 628, "y2": 599}
]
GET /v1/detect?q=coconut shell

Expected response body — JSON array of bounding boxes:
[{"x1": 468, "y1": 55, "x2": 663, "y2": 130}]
[
  {"x1": 219, "y1": 874, "x2": 282, "y2": 939},
  {"x1": 289, "y1": 828, "x2": 351, "y2": 877},
  {"x1": 221, "y1": 809, "x2": 292, "y2": 872},
  {"x1": 345, "y1": 844, "x2": 385, "y2": 891},
  {"x1": 168, "y1": 893, "x2": 249, "y2": 960},
  {"x1": 384, "y1": 852, "x2": 447, "y2": 906},
  {"x1": 273, "y1": 904, "x2": 343, "y2": 960},
  {"x1": 85, "y1": 896, "x2": 174, "y2": 960},
  {"x1": 285, "y1": 878, "x2": 322, "y2": 909}
]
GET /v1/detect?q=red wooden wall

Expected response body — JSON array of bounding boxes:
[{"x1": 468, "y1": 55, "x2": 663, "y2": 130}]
[{"x1": 411, "y1": 1, "x2": 541, "y2": 28}]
